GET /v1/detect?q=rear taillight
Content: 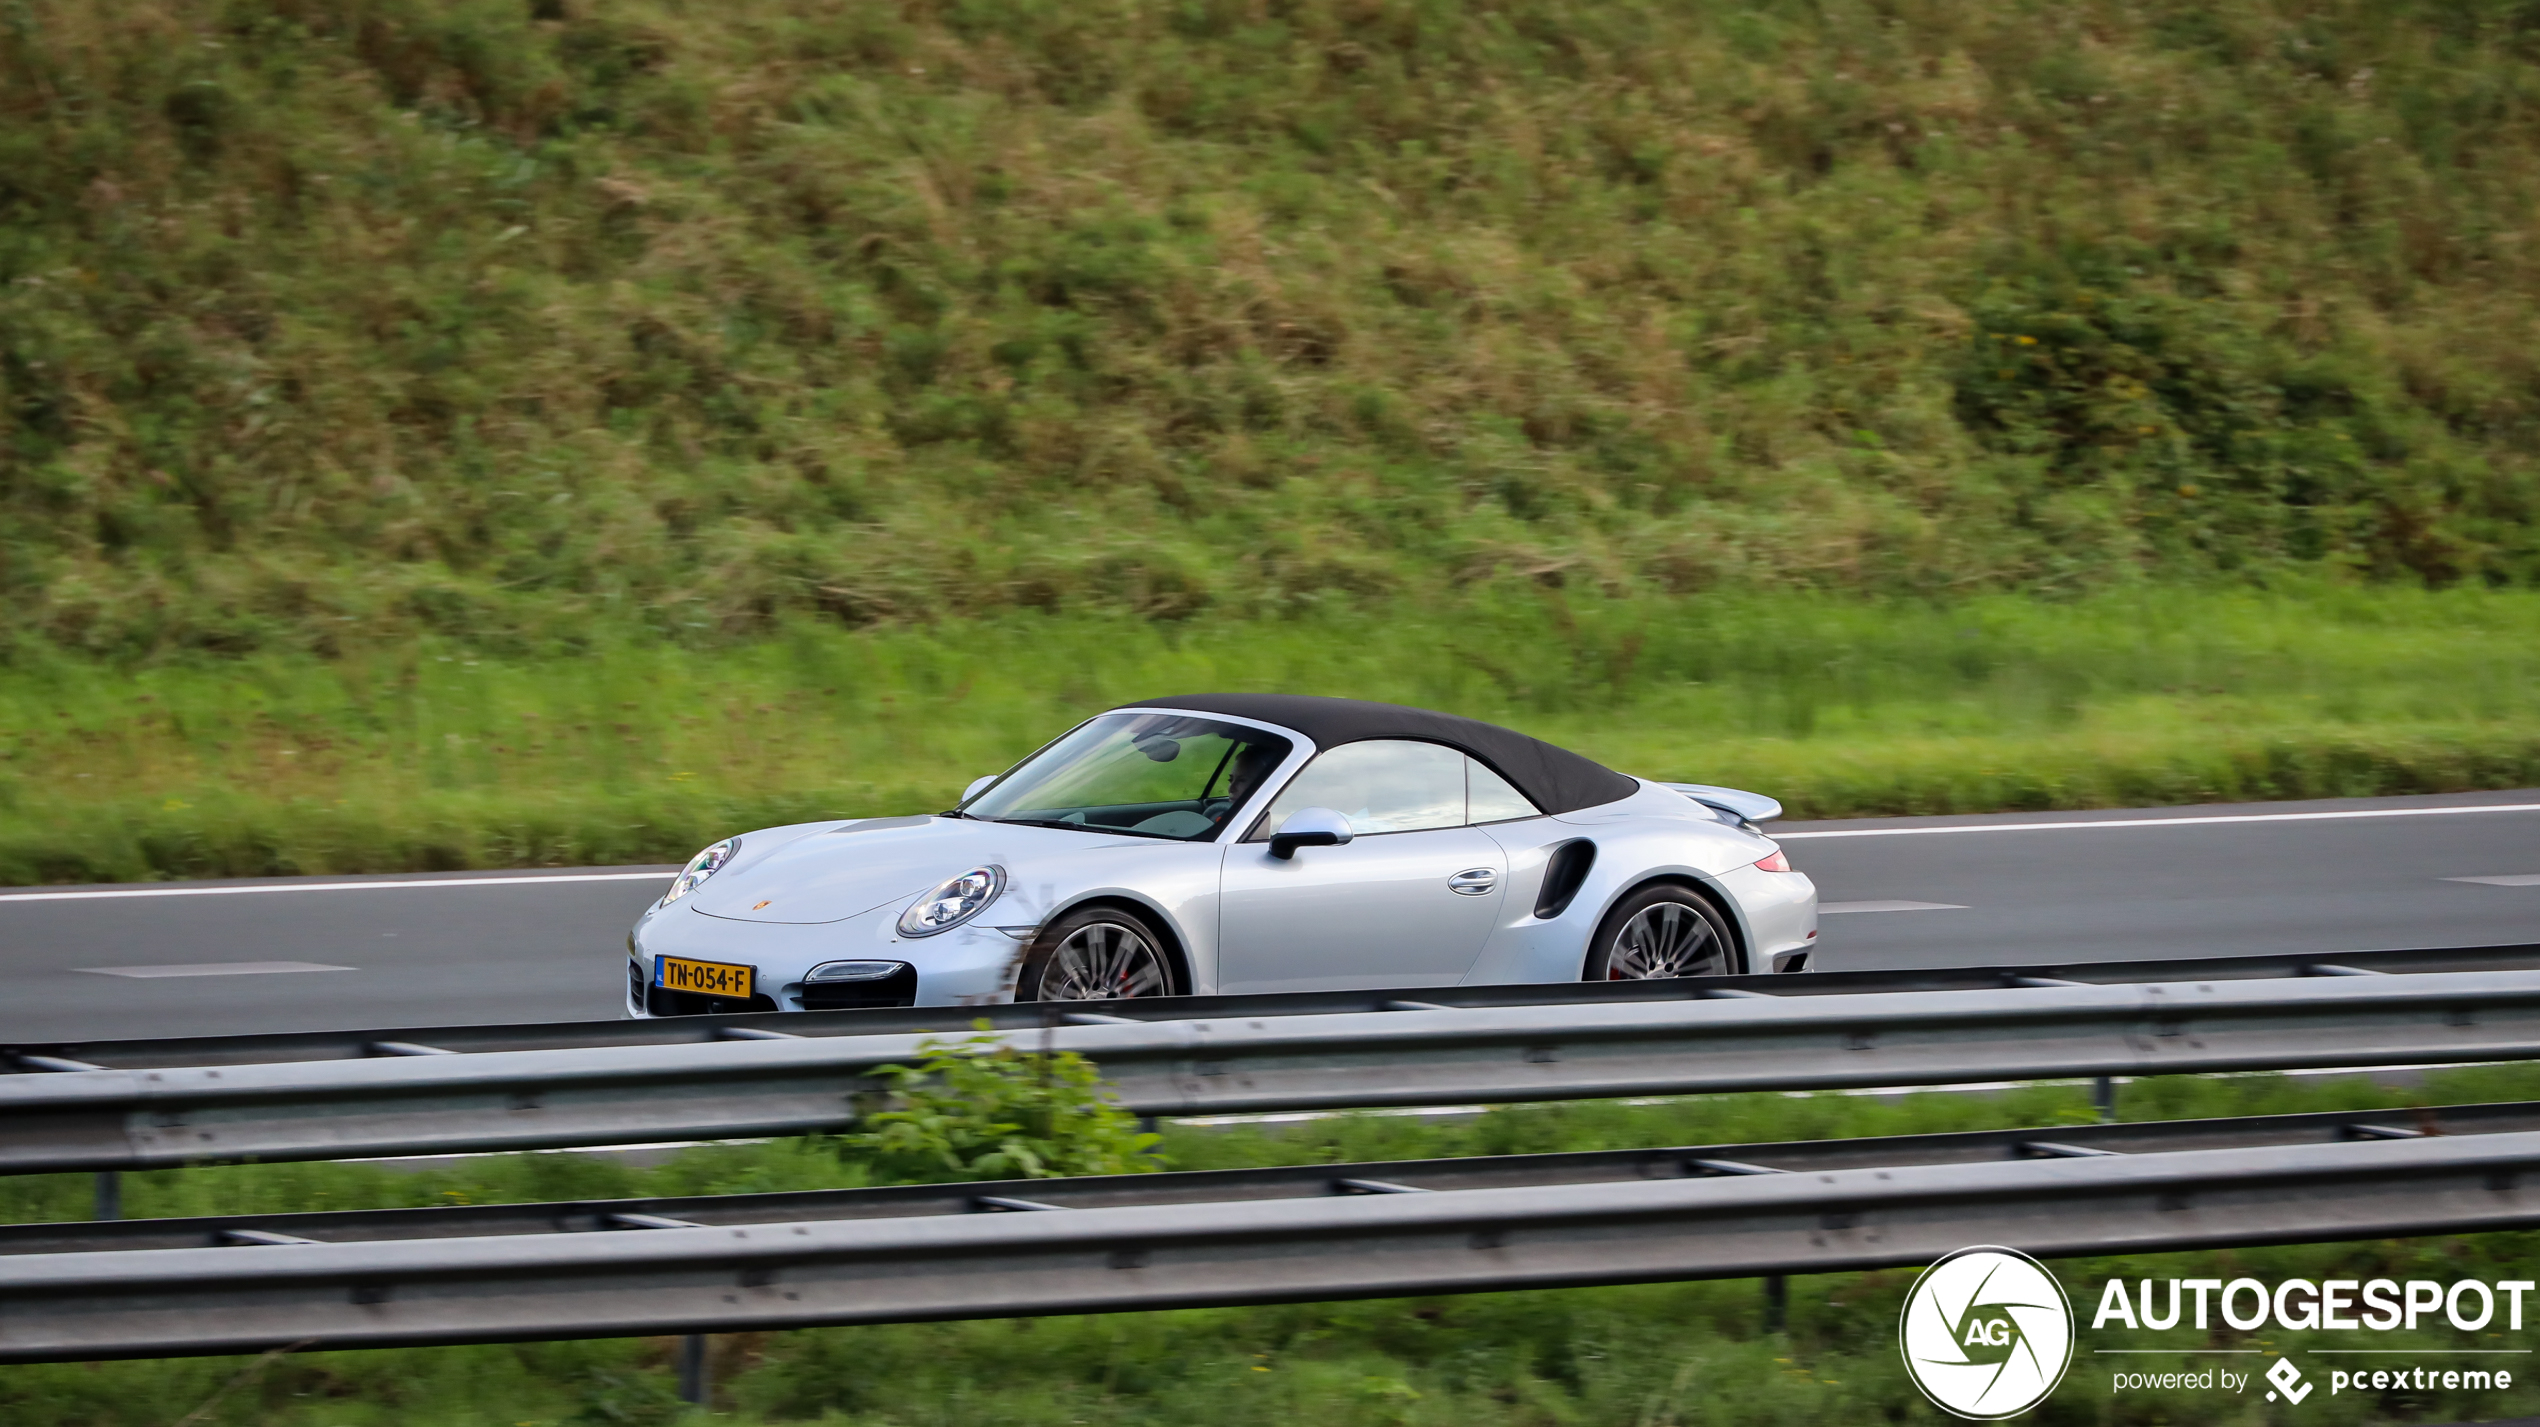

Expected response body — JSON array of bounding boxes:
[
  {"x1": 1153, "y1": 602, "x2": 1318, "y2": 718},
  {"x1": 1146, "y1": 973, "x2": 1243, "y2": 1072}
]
[{"x1": 1752, "y1": 848, "x2": 1792, "y2": 873}]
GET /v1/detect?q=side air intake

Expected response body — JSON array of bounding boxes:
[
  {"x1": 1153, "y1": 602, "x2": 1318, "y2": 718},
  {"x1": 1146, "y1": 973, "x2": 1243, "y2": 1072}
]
[{"x1": 1535, "y1": 839, "x2": 1597, "y2": 919}]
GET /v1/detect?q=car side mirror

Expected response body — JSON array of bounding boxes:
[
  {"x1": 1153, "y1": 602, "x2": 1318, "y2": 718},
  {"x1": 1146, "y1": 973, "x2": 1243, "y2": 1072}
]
[
  {"x1": 1268, "y1": 807, "x2": 1354, "y2": 860},
  {"x1": 960, "y1": 774, "x2": 998, "y2": 803}
]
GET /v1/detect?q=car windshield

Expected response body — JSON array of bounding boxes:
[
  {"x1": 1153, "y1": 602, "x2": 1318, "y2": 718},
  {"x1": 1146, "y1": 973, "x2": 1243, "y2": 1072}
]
[{"x1": 962, "y1": 712, "x2": 1295, "y2": 841}]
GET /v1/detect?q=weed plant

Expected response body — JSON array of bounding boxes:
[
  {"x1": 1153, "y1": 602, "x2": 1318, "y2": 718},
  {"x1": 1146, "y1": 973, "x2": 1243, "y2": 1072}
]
[
  {"x1": 839, "y1": 1032, "x2": 1163, "y2": 1181},
  {"x1": 5, "y1": 1066, "x2": 2540, "y2": 1424}
]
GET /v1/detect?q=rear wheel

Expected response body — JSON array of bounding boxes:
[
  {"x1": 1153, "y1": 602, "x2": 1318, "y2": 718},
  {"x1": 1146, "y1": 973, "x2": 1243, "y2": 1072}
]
[
  {"x1": 1583, "y1": 884, "x2": 1738, "y2": 980},
  {"x1": 1018, "y1": 904, "x2": 1181, "y2": 1001}
]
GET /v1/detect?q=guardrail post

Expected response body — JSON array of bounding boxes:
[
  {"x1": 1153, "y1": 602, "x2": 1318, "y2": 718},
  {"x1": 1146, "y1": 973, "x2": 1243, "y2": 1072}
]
[
  {"x1": 1763, "y1": 1274, "x2": 1787, "y2": 1332},
  {"x1": 2094, "y1": 1076, "x2": 2117, "y2": 1123},
  {"x1": 676, "y1": 1333, "x2": 711, "y2": 1406},
  {"x1": 92, "y1": 1171, "x2": 120, "y2": 1222}
]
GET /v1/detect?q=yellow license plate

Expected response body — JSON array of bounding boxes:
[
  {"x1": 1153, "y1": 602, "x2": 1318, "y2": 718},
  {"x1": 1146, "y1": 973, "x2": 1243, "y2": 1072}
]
[{"x1": 656, "y1": 955, "x2": 756, "y2": 998}]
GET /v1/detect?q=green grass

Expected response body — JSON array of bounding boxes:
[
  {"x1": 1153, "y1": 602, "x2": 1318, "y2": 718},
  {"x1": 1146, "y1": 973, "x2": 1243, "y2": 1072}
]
[
  {"x1": 5, "y1": 583, "x2": 2539, "y2": 883},
  {"x1": 8, "y1": 1066, "x2": 2540, "y2": 1425},
  {"x1": 8, "y1": 1, "x2": 2540, "y2": 662}
]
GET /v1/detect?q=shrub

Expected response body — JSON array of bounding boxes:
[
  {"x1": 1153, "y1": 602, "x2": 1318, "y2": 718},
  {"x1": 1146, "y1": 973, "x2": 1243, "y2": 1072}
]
[{"x1": 836, "y1": 1030, "x2": 1162, "y2": 1183}]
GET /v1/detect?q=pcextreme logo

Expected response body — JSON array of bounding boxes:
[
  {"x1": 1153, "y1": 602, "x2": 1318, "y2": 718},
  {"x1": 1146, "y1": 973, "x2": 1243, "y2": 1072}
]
[{"x1": 1899, "y1": 1247, "x2": 2076, "y2": 1420}]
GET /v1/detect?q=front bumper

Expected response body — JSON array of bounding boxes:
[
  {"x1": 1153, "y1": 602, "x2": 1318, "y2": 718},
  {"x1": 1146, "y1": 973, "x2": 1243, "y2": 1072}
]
[{"x1": 626, "y1": 902, "x2": 1028, "y2": 1016}]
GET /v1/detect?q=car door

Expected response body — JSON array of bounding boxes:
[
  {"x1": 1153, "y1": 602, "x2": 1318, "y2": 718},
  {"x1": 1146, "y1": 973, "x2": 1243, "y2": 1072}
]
[{"x1": 1214, "y1": 740, "x2": 1513, "y2": 993}]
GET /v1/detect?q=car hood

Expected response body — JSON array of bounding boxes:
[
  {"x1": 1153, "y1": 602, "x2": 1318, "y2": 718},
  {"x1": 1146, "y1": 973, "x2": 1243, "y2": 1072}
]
[{"x1": 689, "y1": 815, "x2": 1126, "y2": 925}]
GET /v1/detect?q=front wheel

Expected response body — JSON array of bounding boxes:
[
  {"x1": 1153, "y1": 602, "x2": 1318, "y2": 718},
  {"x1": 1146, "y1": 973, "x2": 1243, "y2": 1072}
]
[
  {"x1": 1017, "y1": 905, "x2": 1181, "y2": 1001},
  {"x1": 1583, "y1": 884, "x2": 1738, "y2": 980}
]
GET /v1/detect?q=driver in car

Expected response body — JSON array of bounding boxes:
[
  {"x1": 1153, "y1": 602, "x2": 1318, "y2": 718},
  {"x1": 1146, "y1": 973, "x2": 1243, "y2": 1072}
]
[{"x1": 1211, "y1": 739, "x2": 1288, "y2": 833}]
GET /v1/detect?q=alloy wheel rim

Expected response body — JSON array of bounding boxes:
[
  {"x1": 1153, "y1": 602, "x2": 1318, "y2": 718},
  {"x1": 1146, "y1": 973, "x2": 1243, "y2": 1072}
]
[
  {"x1": 1606, "y1": 901, "x2": 1724, "y2": 979},
  {"x1": 1042, "y1": 922, "x2": 1170, "y2": 1000}
]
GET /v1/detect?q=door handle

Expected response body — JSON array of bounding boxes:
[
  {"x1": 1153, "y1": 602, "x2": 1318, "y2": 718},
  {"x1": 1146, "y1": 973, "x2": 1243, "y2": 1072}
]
[{"x1": 1447, "y1": 868, "x2": 1498, "y2": 896}]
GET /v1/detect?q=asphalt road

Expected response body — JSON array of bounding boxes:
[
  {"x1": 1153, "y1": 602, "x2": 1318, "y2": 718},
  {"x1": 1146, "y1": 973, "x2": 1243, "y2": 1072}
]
[{"x1": 2, "y1": 789, "x2": 2536, "y2": 1041}]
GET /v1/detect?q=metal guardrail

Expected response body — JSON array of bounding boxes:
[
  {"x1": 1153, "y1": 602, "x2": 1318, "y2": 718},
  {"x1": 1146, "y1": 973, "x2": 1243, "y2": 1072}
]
[
  {"x1": 8, "y1": 967, "x2": 2540, "y2": 1174},
  {"x1": 11, "y1": 941, "x2": 2536, "y2": 1071},
  {"x1": 7, "y1": 1106, "x2": 2540, "y2": 1362},
  {"x1": 8, "y1": 1098, "x2": 2532, "y2": 1257}
]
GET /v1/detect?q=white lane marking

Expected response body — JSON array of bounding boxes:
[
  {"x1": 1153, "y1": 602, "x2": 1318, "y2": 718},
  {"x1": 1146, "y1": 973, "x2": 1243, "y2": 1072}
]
[
  {"x1": 75, "y1": 961, "x2": 353, "y2": 979},
  {"x1": 1779, "y1": 802, "x2": 2540, "y2": 839},
  {"x1": 2447, "y1": 874, "x2": 2540, "y2": 887},
  {"x1": 0, "y1": 871, "x2": 674, "y2": 904},
  {"x1": 1819, "y1": 900, "x2": 1969, "y2": 914}
]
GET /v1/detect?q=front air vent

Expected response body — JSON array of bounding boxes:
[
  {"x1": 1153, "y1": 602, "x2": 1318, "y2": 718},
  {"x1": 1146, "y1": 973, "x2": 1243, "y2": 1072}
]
[
  {"x1": 1535, "y1": 839, "x2": 1597, "y2": 919},
  {"x1": 798, "y1": 963, "x2": 920, "y2": 1011}
]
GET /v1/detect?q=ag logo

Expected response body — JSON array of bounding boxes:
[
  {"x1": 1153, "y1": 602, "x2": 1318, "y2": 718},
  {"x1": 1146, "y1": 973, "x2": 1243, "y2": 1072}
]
[{"x1": 1899, "y1": 1246, "x2": 2075, "y2": 1419}]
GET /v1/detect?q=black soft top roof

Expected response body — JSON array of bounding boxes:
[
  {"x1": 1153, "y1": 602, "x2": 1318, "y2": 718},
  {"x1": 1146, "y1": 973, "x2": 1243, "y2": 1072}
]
[{"x1": 1117, "y1": 693, "x2": 1639, "y2": 816}]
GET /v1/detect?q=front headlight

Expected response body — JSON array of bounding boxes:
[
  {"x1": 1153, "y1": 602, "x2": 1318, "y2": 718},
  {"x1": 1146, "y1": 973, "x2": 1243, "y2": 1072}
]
[
  {"x1": 898, "y1": 865, "x2": 1005, "y2": 938},
  {"x1": 662, "y1": 838, "x2": 740, "y2": 905}
]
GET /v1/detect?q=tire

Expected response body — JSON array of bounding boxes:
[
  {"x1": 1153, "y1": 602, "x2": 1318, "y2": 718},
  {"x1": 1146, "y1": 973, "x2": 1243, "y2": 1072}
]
[
  {"x1": 1017, "y1": 904, "x2": 1183, "y2": 1002},
  {"x1": 1582, "y1": 883, "x2": 1740, "y2": 981}
]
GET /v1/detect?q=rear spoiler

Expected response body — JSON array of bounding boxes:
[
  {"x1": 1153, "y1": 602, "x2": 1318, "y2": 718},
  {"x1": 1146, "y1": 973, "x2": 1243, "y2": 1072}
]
[{"x1": 1657, "y1": 782, "x2": 1784, "y2": 827}]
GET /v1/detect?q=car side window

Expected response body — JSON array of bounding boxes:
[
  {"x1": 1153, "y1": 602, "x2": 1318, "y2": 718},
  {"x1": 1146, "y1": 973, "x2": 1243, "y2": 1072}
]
[
  {"x1": 1253, "y1": 740, "x2": 1468, "y2": 837},
  {"x1": 1466, "y1": 758, "x2": 1539, "y2": 824}
]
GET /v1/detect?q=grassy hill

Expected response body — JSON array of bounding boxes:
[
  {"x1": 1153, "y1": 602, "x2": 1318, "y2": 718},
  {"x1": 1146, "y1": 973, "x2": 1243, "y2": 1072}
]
[
  {"x1": 6, "y1": 0, "x2": 2540, "y2": 660},
  {"x1": 9, "y1": 3, "x2": 2540, "y2": 878}
]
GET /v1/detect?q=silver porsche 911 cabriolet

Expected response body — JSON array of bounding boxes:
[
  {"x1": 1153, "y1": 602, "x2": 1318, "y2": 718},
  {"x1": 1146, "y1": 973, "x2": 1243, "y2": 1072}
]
[{"x1": 627, "y1": 693, "x2": 1816, "y2": 1014}]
